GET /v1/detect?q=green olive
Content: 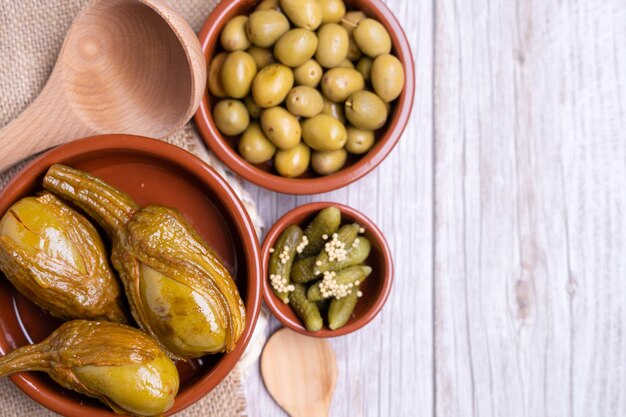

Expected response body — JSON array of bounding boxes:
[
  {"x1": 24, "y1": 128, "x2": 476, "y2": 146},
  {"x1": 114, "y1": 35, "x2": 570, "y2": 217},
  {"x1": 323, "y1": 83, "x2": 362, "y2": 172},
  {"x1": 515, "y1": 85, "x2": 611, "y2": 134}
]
[
  {"x1": 338, "y1": 58, "x2": 354, "y2": 68},
  {"x1": 280, "y1": 0, "x2": 322, "y2": 30},
  {"x1": 356, "y1": 56, "x2": 373, "y2": 84},
  {"x1": 294, "y1": 59, "x2": 324, "y2": 87},
  {"x1": 238, "y1": 122, "x2": 276, "y2": 163},
  {"x1": 322, "y1": 99, "x2": 346, "y2": 123},
  {"x1": 213, "y1": 99, "x2": 250, "y2": 136},
  {"x1": 345, "y1": 126, "x2": 375, "y2": 154},
  {"x1": 246, "y1": 10, "x2": 290, "y2": 48},
  {"x1": 341, "y1": 10, "x2": 367, "y2": 34},
  {"x1": 244, "y1": 95, "x2": 262, "y2": 118},
  {"x1": 247, "y1": 46, "x2": 275, "y2": 69},
  {"x1": 274, "y1": 29, "x2": 318, "y2": 68},
  {"x1": 208, "y1": 52, "x2": 228, "y2": 98},
  {"x1": 321, "y1": 67, "x2": 365, "y2": 102},
  {"x1": 261, "y1": 107, "x2": 302, "y2": 149},
  {"x1": 220, "y1": 16, "x2": 251, "y2": 51},
  {"x1": 274, "y1": 143, "x2": 311, "y2": 177},
  {"x1": 302, "y1": 114, "x2": 347, "y2": 151},
  {"x1": 252, "y1": 64, "x2": 294, "y2": 108},
  {"x1": 353, "y1": 18, "x2": 392, "y2": 58},
  {"x1": 221, "y1": 51, "x2": 257, "y2": 98},
  {"x1": 255, "y1": 0, "x2": 279, "y2": 11},
  {"x1": 345, "y1": 90, "x2": 388, "y2": 130},
  {"x1": 286, "y1": 86, "x2": 324, "y2": 117},
  {"x1": 311, "y1": 148, "x2": 348, "y2": 175},
  {"x1": 317, "y1": 0, "x2": 346, "y2": 24},
  {"x1": 315, "y1": 23, "x2": 349, "y2": 68},
  {"x1": 347, "y1": 37, "x2": 362, "y2": 60},
  {"x1": 371, "y1": 54, "x2": 405, "y2": 102}
]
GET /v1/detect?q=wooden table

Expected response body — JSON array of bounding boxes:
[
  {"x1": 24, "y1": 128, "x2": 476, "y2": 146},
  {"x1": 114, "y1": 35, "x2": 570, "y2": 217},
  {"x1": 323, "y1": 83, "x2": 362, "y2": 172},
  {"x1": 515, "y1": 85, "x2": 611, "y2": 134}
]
[{"x1": 244, "y1": 0, "x2": 626, "y2": 416}]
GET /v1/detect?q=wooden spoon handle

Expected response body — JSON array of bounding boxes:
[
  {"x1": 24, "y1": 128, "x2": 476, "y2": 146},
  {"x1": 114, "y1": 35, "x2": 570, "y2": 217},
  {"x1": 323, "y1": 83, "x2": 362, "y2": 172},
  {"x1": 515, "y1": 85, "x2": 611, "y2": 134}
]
[{"x1": 0, "y1": 70, "x2": 93, "y2": 173}]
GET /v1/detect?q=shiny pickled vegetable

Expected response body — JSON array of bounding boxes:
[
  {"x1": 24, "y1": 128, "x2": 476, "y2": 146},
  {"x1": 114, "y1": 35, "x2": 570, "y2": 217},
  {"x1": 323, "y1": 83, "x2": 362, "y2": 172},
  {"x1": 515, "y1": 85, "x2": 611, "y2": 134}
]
[
  {"x1": 246, "y1": 10, "x2": 290, "y2": 47},
  {"x1": 0, "y1": 320, "x2": 179, "y2": 416},
  {"x1": 371, "y1": 54, "x2": 405, "y2": 102},
  {"x1": 208, "y1": 52, "x2": 228, "y2": 98},
  {"x1": 321, "y1": 67, "x2": 365, "y2": 102},
  {"x1": 286, "y1": 86, "x2": 324, "y2": 117},
  {"x1": 317, "y1": 0, "x2": 346, "y2": 24},
  {"x1": 345, "y1": 90, "x2": 388, "y2": 130},
  {"x1": 256, "y1": 0, "x2": 279, "y2": 11},
  {"x1": 307, "y1": 265, "x2": 371, "y2": 302},
  {"x1": 261, "y1": 106, "x2": 301, "y2": 149},
  {"x1": 221, "y1": 16, "x2": 251, "y2": 51},
  {"x1": 328, "y1": 286, "x2": 358, "y2": 330},
  {"x1": 238, "y1": 122, "x2": 276, "y2": 163},
  {"x1": 43, "y1": 165, "x2": 246, "y2": 359},
  {"x1": 268, "y1": 225, "x2": 303, "y2": 303},
  {"x1": 314, "y1": 223, "x2": 360, "y2": 272},
  {"x1": 252, "y1": 64, "x2": 294, "y2": 108},
  {"x1": 274, "y1": 143, "x2": 311, "y2": 177},
  {"x1": 0, "y1": 194, "x2": 126, "y2": 323},
  {"x1": 280, "y1": 0, "x2": 322, "y2": 30},
  {"x1": 247, "y1": 46, "x2": 275, "y2": 69},
  {"x1": 244, "y1": 95, "x2": 262, "y2": 118},
  {"x1": 274, "y1": 29, "x2": 318, "y2": 68},
  {"x1": 302, "y1": 114, "x2": 347, "y2": 151},
  {"x1": 290, "y1": 257, "x2": 319, "y2": 284},
  {"x1": 221, "y1": 51, "x2": 257, "y2": 98},
  {"x1": 345, "y1": 126, "x2": 375, "y2": 154},
  {"x1": 318, "y1": 236, "x2": 371, "y2": 273},
  {"x1": 341, "y1": 10, "x2": 367, "y2": 33},
  {"x1": 290, "y1": 284, "x2": 323, "y2": 331},
  {"x1": 353, "y1": 18, "x2": 392, "y2": 58},
  {"x1": 356, "y1": 56, "x2": 373, "y2": 84},
  {"x1": 312, "y1": 148, "x2": 347, "y2": 175},
  {"x1": 213, "y1": 99, "x2": 250, "y2": 136},
  {"x1": 294, "y1": 59, "x2": 323, "y2": 87},
  {"x1": 322, "y1": 99, "x2": 347, "y2": 123},
  {"x1": 315, "y1": 23, "x2": 349, "y2": 68},
  {"x1": 301, "y1": 206, "x2": 341, "y2": 257}
]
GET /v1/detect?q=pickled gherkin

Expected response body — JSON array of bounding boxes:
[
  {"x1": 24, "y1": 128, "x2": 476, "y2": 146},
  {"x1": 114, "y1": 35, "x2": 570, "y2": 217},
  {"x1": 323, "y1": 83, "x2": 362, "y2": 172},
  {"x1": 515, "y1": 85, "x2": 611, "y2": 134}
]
[
  {"x1": 0, "y1": 320, "x2": 179, "y2": 416},
  {"x1": 43, "y1": 165, "x2": 246, "y2": 359},
  {"x1": 314, "y1": 223, "x2": 360, "y2": 272},
  {"x1": 299, "y1": 206, "x2": 341, "y2": 258},
  {"x1": 0, "y1": 193, "x2": 126, "y2": 323},
  {"x1": 268, "y1": 225, "x2": 303, "y2": 302},
  {"x1": 328, "y1": 286, "x2": 359, "y2": 330},
  {"x1": 319, "y1": 235, "x2": 371, "y2": 273},
  {"x1": 290, "y1": 256, "x2": 319, "y2": 284},
  {"x1": 290, "y1": 284, "x2": 323, "y2": 331},
  {"x1": 307, "y1": 265, "x2": 371, "y2": 301}
]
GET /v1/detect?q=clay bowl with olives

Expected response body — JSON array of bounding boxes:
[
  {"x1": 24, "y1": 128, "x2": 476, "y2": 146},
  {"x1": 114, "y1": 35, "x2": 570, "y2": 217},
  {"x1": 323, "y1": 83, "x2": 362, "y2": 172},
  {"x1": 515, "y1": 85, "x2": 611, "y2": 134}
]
[
  {"x1": 261, "y1": 202, "x2": 393, "y2": 337},
  {"x1": 195, "y1": 0, "x2": 414, "y2": 194},
  {"x1": 0, "y1": 135, "x2": 262, "y2": 416}
]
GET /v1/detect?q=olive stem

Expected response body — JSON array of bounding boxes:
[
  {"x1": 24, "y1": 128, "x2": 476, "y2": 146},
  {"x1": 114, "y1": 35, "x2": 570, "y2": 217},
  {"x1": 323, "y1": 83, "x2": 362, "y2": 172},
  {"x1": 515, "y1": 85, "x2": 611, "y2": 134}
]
[
  {"x1": 43, "y1": 164, "x2": 140, "y2": 237},
  {"x1": 0, "y1": 344, "x2": 51, "y2": 377}
]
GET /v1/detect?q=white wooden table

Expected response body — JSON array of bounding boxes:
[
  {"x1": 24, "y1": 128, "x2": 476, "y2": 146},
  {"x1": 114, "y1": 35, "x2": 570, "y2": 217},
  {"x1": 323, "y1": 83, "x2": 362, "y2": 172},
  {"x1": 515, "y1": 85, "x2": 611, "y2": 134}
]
[{"x1": 244, "y1": 0, "x2": 626, "y2": 416}]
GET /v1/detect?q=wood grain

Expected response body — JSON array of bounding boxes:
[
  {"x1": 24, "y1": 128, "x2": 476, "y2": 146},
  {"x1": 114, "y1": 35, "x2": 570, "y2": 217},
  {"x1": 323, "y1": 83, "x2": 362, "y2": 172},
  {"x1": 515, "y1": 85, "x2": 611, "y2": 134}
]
[
  {"x1": 0, "y1": 0, "x2": 206, "y2": 172},
  {"x1": 434, "y1": 0, "x2": 626, "y2": 416},
  {"x1": 244, "y1": 0, "x2": 434, "y2": 415}
]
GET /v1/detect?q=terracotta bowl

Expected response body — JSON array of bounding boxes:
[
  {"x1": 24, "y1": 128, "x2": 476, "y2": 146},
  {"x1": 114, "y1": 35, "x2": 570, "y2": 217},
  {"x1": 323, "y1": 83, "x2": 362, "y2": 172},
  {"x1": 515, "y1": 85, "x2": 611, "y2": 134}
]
[
  {"x1": 0, "y1": 135, "x2": 262, "y2": 416},
  {"x1": 194, "y1": 0, "x2": 415, "y2": 194},
  {"x1": 262, "y1": 202, "x2": 393, "y2": 337}
]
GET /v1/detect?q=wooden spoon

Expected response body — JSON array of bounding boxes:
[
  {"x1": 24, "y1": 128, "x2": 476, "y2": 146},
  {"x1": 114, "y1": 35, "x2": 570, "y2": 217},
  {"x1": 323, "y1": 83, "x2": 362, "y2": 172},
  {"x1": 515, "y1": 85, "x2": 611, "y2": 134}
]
[
  {"x1": 261, "y1": 328, "x2": 338, "y2": 417},
  {"x1": 0, "y1": 0, "x2": 206, "y2": 172}
]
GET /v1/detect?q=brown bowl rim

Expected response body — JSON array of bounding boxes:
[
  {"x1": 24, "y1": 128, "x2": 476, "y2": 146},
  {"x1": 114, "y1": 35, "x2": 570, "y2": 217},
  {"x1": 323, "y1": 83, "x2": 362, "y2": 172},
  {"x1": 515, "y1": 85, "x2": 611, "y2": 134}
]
[
  {"x1": 261, "y1": 202, "x2": 393, "y2": 337},
  {"x1": 194, "y1": 0, "x2": 416, "y2": 195},
  {"x1": 0, "y1": 134, "x2": 262, "y2": 416}
]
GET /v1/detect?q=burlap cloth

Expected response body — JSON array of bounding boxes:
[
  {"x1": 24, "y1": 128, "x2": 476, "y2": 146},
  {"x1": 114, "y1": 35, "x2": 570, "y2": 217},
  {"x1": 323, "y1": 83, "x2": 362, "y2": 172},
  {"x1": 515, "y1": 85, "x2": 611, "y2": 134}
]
[{"x1": 0, "y1": 0, "x2": 265, "y2": 416}]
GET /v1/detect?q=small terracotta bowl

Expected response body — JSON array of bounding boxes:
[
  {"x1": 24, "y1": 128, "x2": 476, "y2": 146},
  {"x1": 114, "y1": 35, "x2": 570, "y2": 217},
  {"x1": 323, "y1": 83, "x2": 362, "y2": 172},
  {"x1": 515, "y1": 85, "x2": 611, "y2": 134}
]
[
  {"x1": 0, "y1": 135, "x2": 262, "y2": 416},
  {"x1": 262, "y1": 202, "x2": 393, "y2": 337},
  {"x1": 194, "y1": 0, "x2": 415, "y2": 195}
]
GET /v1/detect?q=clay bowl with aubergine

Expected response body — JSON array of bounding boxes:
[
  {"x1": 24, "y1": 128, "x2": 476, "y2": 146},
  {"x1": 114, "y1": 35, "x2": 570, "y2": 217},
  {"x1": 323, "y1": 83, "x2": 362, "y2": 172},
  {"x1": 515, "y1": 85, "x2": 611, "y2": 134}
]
[
  {"x1": 194, "y1": 0, "x2": 415, "y2": 194},
  {"x1": 0, "y1": 134, "x2": 262, "y2": 416}
]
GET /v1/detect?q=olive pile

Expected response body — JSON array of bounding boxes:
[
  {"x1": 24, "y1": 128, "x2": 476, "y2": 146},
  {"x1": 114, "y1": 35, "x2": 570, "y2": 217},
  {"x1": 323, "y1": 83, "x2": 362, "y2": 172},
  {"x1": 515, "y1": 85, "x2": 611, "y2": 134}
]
[{"x1": 210, "y1": 0, "x2": 406, "y2": 178}]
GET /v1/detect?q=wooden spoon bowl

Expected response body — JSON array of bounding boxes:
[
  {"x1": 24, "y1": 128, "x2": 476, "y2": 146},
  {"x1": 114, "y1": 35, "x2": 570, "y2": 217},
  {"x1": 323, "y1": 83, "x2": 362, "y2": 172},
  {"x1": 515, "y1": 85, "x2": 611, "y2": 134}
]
[{"x1": 0, "y1": 0, "x2": 206, "y2": 172}]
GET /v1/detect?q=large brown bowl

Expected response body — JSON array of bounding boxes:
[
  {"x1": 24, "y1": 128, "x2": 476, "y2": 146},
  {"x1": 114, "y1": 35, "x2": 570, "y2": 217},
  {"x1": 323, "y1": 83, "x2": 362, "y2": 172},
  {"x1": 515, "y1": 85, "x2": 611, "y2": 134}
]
[
  {"x1": 262, "y1": 202, "x2": 393, "y2": 337},
  {"x1": 194, "y1": 0, "x2": 415, "y2": 195},
  {"x1": 0, "y1": 135, "x2": 262, "y2": 416}
]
